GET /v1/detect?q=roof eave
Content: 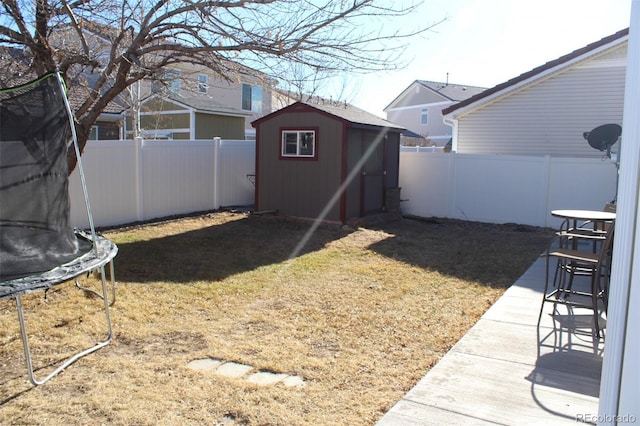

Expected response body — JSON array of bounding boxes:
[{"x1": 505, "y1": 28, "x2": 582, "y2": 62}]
[
  {"x1": 383, "y1": 80, "x2": 421, "y2": 112},
  {"x1": 148, "y1": 94, "x2": 251, "y2": 117}
]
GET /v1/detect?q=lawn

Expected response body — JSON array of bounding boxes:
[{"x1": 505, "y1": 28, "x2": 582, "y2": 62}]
[{"x1": 0, "y1": 211, "x2": 554, "y2": 425}]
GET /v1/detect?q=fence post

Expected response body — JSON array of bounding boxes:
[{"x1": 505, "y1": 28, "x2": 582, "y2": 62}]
[
  {"x1": 134, "y1": 136, "x2": 144, "y2": 222},
  {"x1": 212, "y1": 137, "x2": 221, "y2": 209},
  {"x1": 541, "y1": 155, "x2": 552, "y2": 228},
  {"x1": 448, "y1": 152, "x2": 457, "y2": 219}
]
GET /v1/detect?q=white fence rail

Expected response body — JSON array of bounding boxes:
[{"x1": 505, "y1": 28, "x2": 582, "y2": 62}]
[
  {"x1": 69, "y1": 138, "x2": 255, "y2": 228},
  {"x1": 69, "y1": 140, "x2": 617, "y2": 229},
  {"x1": 398, "y1": 152, "x2": 618, "y2": 228}
]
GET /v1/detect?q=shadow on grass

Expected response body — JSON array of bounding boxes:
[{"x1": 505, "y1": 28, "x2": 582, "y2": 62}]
[
  {"x1": 112, "y1": 215, "x2": 352, "y2": 283},
  {"x1": 365, "y1": 217, "x2": 555, "y2": 289}
]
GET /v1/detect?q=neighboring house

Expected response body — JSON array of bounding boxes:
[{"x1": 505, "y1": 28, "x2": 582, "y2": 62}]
[
  {"x1": 0, "y1": 48, "x2": 127, "y2": 141},
  {"x1": 66, "y1": 85, "x2": 127, "y2": 140},
  {"x1": 251, "y1": 100, "x2": 404, "y2": 223},
  {"x1": 442, "y1": 29, "x2": 628, "y2": 157},
  {"x1": 384, "y1": 80, "x2": 486, "y2": 146},
  {"x1": 39, "y1": 22, "x2": 274, "y2": 141},
  {"x1": 129, "y1": 93, "x2": 251, "y2": 140},
  {"x1": 124, "y1": 62, "x2": 273, "y2": 140}
]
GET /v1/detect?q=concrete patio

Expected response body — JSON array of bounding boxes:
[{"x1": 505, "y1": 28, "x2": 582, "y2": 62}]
[{"x1": 377, "y1": 256, "x2": 605, "y2": 425}]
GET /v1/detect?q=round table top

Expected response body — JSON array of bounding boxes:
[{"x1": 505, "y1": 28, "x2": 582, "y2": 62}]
[{"x1": 551, "y1": 209, "x2": 616, "y2": 221}]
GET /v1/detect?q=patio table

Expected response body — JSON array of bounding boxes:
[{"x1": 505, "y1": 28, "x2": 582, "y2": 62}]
[{"x1": 551, "y1": 209, "x2": 615, "y2": 249}]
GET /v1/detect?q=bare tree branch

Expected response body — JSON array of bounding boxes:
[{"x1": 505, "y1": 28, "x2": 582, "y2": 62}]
[{"x1": 0, "y1": 0, "x2": 442, "y2": 172}]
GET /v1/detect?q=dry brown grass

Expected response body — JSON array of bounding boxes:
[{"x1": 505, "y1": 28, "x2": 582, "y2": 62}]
[{"x1": 0, "y1": 211, "x2": 554, "y2": 425}]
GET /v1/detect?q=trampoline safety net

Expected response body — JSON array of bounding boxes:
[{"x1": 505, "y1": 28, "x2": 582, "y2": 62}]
[{"x1": 0, "y1": 73, "x2": 91, "y2": 281}]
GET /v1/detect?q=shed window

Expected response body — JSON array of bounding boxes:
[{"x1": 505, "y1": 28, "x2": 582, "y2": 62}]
[{"x1": 282, "y1": 130, "x2": 315, "y2": 157}]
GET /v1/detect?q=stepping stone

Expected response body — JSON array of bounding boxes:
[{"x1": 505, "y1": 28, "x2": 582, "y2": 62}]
[
  {"x1": 282, "y1": 375, "x2": 306, "y2": 388},
  {"x1": 187, "y1": 357, "x2": 305, "y2": 388},
  {"x1": 187, "y1": 358, "x2": 223, "y2": 371},
  {"x1": 215, "y1": 362, "x2": 253, "y2": 378},
  {"x1": 247, "y1": 371, "x2": 288, "y2": 386}
]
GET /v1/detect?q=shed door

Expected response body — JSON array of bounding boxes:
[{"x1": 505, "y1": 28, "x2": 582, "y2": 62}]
[{"x1": 360, "y1": 130, "x2": 386, "y2": 215}]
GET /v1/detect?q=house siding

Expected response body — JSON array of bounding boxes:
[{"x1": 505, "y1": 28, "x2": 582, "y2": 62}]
[
  {"x1": 195, "y1": 113, "x2": 245, "y2": 139},
  {"x1": 256, "y1": 111, "x2": 344, "y2": 221},
  {"x1": 455, "y1": 45, "x2": 627, "y2": 157},
  {"x1": 387, "y1": 103, "x2": 454, "y2": 142},
  {"x1": 140, "y1": 112, "x2": 190, "y2": 133},
  {"x1": 142, "y1": 97, "x2": 184, "y2": 112},
  {"x1": 205, "y1": 76, "x2": 272, "y2": 131},
  {"x1": 385, "y1": 81, "x2": 484, "y2": 146},
  {"x1": 391, "y1": 85, "x2": 448, "y2": 108}
]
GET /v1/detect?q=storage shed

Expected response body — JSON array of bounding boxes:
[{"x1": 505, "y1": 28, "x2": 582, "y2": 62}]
[{"x1": 251, "y1": 101, "x2": 404, "y2": 223}]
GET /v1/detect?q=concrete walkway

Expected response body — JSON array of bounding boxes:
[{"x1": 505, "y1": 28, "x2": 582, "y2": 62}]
[{"x1": 376, "y1": 256, "x2": 604, "y2": 425}]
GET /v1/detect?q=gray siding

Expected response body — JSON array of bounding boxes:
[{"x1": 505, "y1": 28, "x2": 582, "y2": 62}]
[
  {"x1": 391, "y1": 85, "x2": 448, "y2": 107},
  {"x1": 455, "y1": 45, "x2": 627, "y2": 157},
  {"x1": 345, "y1": 129, "x2": 363, "y2": 219},
  {"x1": 385, "y1": 133, "x2": 400, "y2": 188},
  {"x1": 387, "y1": 103, "x2": 455, "y2": 143},
  {"x1": 256, "y1": 111, "x2": 344, "y2": 221}
]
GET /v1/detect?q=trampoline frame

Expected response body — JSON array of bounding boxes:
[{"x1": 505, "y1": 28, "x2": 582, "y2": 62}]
[
  {"x1": 5, "y1": 232, "x2": 117, "y2": 385},
  {"x1": 1, "y1": 72, "x2": 118, "y2": 385}
]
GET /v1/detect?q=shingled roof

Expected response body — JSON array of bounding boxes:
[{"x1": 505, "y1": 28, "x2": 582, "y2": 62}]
[
  {"x1": 414, "y1": 80, "x2": 486, "y2": 102},
  {"x1": 161, "y1": 93, "x2": 251, "y2": 117},
  {"x1": 442, "y1": 28, "x2": 629, "y2": 117},
  {"x1": 253, "y1": 100, "x2": 404, "y2": 131}
]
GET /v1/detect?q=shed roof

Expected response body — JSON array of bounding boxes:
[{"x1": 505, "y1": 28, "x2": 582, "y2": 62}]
[
  {"x1": 442, "y1": 28, "x2": 629, "y2": 117},
  {"x1": 252, "y1": 100, "x2": 404, "y2": 131}
]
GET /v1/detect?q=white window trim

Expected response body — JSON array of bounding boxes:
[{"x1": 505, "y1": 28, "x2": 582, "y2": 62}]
[
  {"x1": 421, "y1": 108, "x2": 429, "y2": 125},
  {"x1": 281, "y1": 130, "x2": 316, "y2": 158},
  {"x1": 198, "y1": 74, "x2": 208, "y2": 94},
  {"x1": 242, "y1": 83, "x2": 263, "y2": 112}
]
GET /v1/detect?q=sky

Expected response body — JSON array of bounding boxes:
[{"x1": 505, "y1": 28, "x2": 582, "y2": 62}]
[{"x1": 337, "y1": 0, "x2": 633, "y2": 118}]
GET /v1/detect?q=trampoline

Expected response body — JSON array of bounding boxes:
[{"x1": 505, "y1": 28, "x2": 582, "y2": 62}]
[{"x1": 1, "y1": 72, "x2": 117, "y2": 385}]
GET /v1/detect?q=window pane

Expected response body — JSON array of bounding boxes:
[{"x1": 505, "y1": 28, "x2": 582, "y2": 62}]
[
  {"x1": 251, "y1": 85, "x2": 262, "y2": 113},
  {"x1": 151, "y1": 80, "x2": 162, "y2": 93},
  {"x1": 421, "y1": 108, "x2": 428, "y2": 125},
  {"x1": 283, "y1": 132, "x2": 298, "y2": 155},
  {"x1": 167, "y1": 69, "x2": 180, "y2": 94},
  {"x1": 242, "y1": 84, "x2": 252, "y2": 110},
  {"x1": 299, "y1": 132, "x2": 314, "y2": 156},
  {"x1": 198, "y1": 75, "x2": 208, "y2": 93}
]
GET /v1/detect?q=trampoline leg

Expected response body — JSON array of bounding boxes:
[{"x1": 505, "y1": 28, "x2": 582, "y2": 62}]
[
  {"x1": 14, "y1": 265, "x2": 113, "y2": 386},
  {"x1": 109, "y1": 260, "x2": 116, "y2": 305},
  {"x1": 15, "y1": 295, "x2": 36, "y2": 384}
]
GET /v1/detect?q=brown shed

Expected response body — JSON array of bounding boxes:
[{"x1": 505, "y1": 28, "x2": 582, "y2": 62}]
[{"x1": 251, "y1": 101, "x2": 404, "y2": 223}]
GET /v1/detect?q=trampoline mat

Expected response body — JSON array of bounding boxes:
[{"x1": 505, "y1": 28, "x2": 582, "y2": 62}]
[
  {"x1": 0, "y1": 225, "x2": 92, "y2": 281},
  {"x1": 0, "y1": 231, "x2": 117, "y2": 299}
]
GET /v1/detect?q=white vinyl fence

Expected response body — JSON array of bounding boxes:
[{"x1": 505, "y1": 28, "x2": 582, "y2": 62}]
[
  {"x1": 69, "y1": 140, "x2": 617, "y2": 230},
  {"x1": 69, "y1": 138, "x2": 255, "y2": 228},
  {"x1": 398, "y1": 151, "x2": 619, "y2": 228}
]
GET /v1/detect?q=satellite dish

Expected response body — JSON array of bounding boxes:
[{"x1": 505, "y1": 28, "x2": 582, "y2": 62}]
[
  {"x1": 584, "y1": 123, "x2": 622, "y2": 152},
  {"x1": 583, "y1": 124, "x2": 622, "y2": 204}
]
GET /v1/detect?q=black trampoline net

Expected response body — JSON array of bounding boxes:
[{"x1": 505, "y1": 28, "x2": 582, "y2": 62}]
[{"x1": 1, "y1": 73, "x2": 91, "y2": 281}]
